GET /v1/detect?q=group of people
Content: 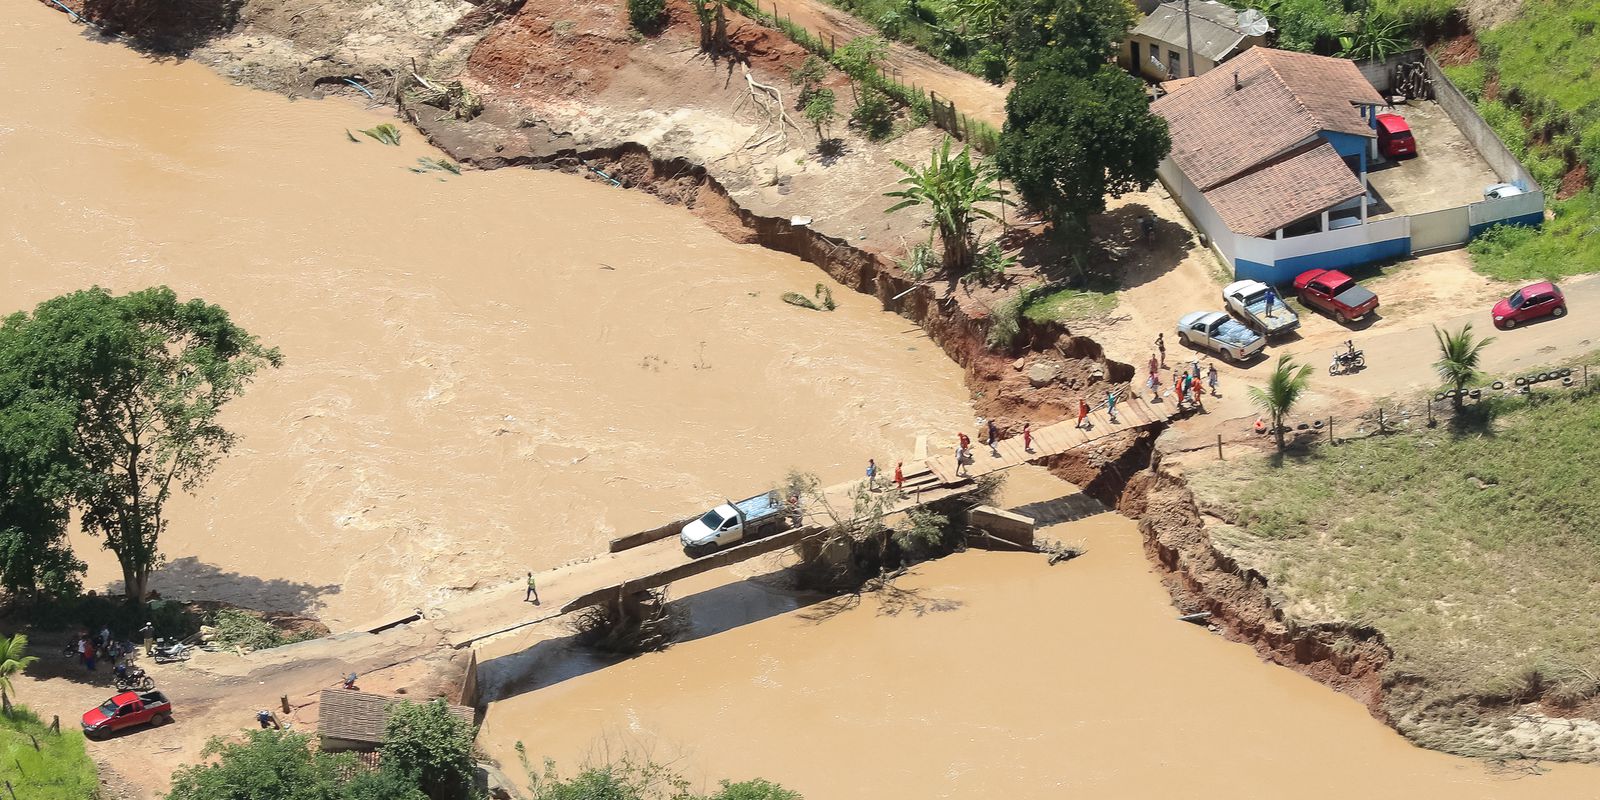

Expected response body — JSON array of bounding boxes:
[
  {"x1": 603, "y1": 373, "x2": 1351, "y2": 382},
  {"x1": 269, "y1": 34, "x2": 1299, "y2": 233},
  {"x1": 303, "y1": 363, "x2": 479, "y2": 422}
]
[
  {"x1": 1147, "y1": 340, "x2": 1220, "y2": 412},
  {"x1": 74, "y1": 623, "x2": 148, "y2": 672},
  {"x1": 948, "y1": 419, "x2": 1036, "y2": 478}
]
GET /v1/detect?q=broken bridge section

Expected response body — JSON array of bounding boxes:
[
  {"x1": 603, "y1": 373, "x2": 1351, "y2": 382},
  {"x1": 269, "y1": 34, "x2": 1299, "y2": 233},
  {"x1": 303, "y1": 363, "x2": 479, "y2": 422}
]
[{"x1": 424, "y1": 397, "x2": 1167, "y2": 649}]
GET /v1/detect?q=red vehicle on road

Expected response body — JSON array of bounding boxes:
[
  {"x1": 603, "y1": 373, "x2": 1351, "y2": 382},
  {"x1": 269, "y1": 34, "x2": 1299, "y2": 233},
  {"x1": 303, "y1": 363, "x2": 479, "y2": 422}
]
[
  {"x1": 81, "y1": 690, "x2": 172, "y2": 739},
  {"x1": 1492, "y1": 281, "x2": 1567, "y2": 329},
  {"x1": 1294, "y1": 268, "x2": 1380, "y2": 323},
  {"x1": 1376, "y1": 113, "x2": 1416, "y2": 158}
]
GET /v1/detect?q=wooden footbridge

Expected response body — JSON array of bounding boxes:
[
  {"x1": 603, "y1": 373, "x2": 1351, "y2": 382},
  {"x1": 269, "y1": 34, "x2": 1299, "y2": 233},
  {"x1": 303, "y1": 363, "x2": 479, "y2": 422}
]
[{"x1": 422, "y1": 395, "x2": 1167, "y2": 649}]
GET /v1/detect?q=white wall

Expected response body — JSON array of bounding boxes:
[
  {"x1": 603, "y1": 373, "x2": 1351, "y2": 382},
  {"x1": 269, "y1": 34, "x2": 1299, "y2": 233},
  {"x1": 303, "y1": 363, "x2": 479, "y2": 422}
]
[
  {"x1": 1470, "y1": 191, "x2": 1545, "y2": 227},
  {"x1": 1267, "y1": 217, "x2": 1410, "y2": 260},
  {"x1": 1157, "y1": 158, "x2": 1235, "y2": 264}
]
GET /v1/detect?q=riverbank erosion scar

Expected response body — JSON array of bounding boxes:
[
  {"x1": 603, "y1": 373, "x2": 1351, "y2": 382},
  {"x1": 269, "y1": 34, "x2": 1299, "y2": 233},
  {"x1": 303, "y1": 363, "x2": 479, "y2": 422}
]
[{"x1": 410, "y1": 105, "x2": 1134, "y2": 411}]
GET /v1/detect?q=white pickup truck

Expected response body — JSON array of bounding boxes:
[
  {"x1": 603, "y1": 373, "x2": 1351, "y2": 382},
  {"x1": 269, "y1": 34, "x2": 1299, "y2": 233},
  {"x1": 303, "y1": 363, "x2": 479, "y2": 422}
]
[
  {"x1": 1177, "y1": 311, "x2": 1267, "y2": 362},
  {"x1": 680, "y1": 491, "x2": 792, "y2": 556},
  {"x1": 1223, "y1": 280, "x2": 1299, "y2": 337}
]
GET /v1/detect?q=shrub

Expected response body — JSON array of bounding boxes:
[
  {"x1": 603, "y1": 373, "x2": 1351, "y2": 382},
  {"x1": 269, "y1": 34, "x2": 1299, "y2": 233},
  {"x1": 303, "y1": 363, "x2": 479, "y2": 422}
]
[
  {"x1": 209, "y1": 608, "x2": 313, "y2": 651},
  {"x1": 382, "y1": 699, "x2": 477, "y2": 800},
  {"x1": 1442, "y1": 61, "x2": 1486, "y2": 102},
  {"x1": 849, "y1": 86, "x2": 896, "y2": 139},
  {"x1": 628, "y1": 0, "x2": 666, "y2": 31}
]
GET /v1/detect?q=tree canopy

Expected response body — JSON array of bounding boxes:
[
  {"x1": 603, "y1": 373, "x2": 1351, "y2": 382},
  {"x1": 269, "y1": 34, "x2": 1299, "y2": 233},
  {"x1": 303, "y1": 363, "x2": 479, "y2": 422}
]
[
  {"x1": 166, "y1": 730, "x2": 425, "y2": 800},
  {"x1": 0, "y1": 286, "x2": 280, "y2": 605},
  {"x1": 996, "y1": 61, "x2": 1169, "y2": 244},
  {"x1": 382, "y1": 699, "x2": 477, "y2": 800}
]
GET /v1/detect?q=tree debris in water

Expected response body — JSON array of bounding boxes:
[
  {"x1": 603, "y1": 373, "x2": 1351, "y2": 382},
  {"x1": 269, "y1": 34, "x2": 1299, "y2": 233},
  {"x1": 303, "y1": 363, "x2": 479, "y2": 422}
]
[
  {"x1": 359, "y1": 123, "x2": 402, "y2": 145},
  {"x1": 1041, "y1": 539, "x2": 1086, "y2": 565},
  {"x1": 410, "y1": 157, "x2": 461, "y2": 175},
  {"x1": 782, "y1": 283, "x2": 836, "y2": 311}
]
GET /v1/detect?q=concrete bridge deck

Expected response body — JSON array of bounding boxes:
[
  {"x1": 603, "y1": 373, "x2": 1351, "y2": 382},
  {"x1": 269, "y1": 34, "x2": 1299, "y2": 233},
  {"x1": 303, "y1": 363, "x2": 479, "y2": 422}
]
[{"x1": 417, "y1": 395, "x2": 1166, "y2": 649}]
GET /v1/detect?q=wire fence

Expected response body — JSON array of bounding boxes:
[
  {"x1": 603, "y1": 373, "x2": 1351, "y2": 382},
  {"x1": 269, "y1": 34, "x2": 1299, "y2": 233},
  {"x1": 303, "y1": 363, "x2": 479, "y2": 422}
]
[
  {"x1": 1206, "y1": 363, "x2": 1595, "y2": 460},
  {"x1": 730, "y1": 0, "x2": 999, "y2": 152}
]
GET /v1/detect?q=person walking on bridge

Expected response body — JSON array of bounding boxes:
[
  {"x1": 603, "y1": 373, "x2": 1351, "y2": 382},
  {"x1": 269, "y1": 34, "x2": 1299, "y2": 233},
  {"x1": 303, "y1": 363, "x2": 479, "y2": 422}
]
[
  {"x1": 866, "y1": 458, "x2": 880, "y2": 490},
  {"x1": 987, "y1": 419, "x2": 1000, "y2": 457},
  {"x1": 1023, "y1": 422, "x2": 1034, "y2": 453},
  {"x1": 1106, "y1": 390, "x2": 1119, "y2": 423},
  {"x1": 1076, "y1": 398, "x2": 1089, "y2": 430},
  {"x1": 894, "y1": 461, "x2": 904, "y2": 491},
  {"x1": 525, "y1": 571, "x2": 540, "y2": 605}
]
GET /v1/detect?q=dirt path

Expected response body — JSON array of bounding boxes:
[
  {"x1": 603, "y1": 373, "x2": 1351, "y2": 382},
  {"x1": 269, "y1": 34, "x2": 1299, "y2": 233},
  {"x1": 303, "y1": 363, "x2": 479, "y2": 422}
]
[{"x1": 765, "y1": 0, "x2": 1008, "y2": 126}]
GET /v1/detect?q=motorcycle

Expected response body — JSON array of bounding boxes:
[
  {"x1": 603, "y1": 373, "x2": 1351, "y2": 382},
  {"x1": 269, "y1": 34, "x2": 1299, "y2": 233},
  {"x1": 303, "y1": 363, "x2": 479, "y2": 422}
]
[
  {"x1": 1328, "y1": 340, "x2": 1366, "y2": 376},
  {"x1": 113, "y1": 664, "x2": 155, "y2": 692},
  {"x1": 151, "y1": 638, "x2": 193, "y2": 664}
]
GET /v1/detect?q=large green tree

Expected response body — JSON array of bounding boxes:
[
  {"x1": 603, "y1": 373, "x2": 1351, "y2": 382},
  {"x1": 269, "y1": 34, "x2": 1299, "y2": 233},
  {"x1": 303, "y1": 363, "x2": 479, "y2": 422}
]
[
  {"x1": 1005, "y1": 0, "x2": 1138, "y2": 70},
  {"x1": 0, "y1": 287, "x2": 280, "y2": 605},
  {"x1": 382, "y1": 699, "x2": 477, "y2": 799},
  {"x1": 0, "y1": 328, "x2": 83, "y2": 599},
  {"x1": 996, "y1": 59, "x2": 1170, "y2": 250},
  {"x1": 885, "y1": 137, "x2": 1010, "y2": 274}
]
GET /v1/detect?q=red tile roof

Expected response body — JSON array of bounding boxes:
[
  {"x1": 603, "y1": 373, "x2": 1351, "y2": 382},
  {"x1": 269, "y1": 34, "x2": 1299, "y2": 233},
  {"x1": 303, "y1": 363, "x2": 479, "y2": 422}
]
[
  {"x1": 1201, "y1": 142, "x2": 1364, "y2": 237},
  {"x1": 1152, "y1": 48, "x2": 1385, "y2": 192}
]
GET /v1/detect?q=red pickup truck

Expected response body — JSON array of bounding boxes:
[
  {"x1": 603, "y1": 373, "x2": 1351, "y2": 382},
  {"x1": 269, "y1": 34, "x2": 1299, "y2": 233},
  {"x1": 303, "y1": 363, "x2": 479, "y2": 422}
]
[
  {"x1": 82, "y1": 690, "x2": 173, "y2": 739},
  {"x1": 1294, "y1": 269, "x2": 1380, "y2": 324}
]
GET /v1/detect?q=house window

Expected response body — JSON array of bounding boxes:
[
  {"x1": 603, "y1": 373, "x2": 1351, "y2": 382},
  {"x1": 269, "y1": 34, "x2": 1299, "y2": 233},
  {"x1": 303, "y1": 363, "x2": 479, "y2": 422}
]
[{"x1": 1169, "y1": 50, "x2": 1181, "y2": 77}]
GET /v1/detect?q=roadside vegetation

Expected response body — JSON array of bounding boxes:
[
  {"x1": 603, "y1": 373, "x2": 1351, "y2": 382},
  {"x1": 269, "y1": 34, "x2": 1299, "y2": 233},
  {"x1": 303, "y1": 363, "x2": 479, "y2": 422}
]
[
  {"x1": 0, "y1": 704, "x2": 99, "y2": 800},
  {"x1": 1189, "y1": 384, "x2": 1600, "y2": 717},
  {"x1": 519, "y1": 749, "x2": 801, "y2": 800},
  {"x1": 166, "y1": 699, "x2": 474, "y2": 800}
]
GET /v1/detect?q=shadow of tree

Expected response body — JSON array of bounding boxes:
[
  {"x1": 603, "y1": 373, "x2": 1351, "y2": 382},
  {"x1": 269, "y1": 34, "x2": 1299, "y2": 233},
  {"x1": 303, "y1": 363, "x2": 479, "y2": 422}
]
[{"x1": 107, "y1": 556, "x2": 340, "y2": 617}]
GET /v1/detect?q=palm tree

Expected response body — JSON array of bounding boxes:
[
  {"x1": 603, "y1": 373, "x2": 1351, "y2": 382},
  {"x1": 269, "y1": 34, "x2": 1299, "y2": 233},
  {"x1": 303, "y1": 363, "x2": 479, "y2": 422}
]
[
  {"x1": 1434, "y1": 323, "x2": 1495, "y2": 410},
  {"x1": 1248, "y1": 355, "x2": 1314, "y2": 453},
  {"x1": 0, "y1": 633, "x2": 39, "y2": 705},
  {"x1": 885, "y1": 138, "x2": 1009, "y2": 275}
]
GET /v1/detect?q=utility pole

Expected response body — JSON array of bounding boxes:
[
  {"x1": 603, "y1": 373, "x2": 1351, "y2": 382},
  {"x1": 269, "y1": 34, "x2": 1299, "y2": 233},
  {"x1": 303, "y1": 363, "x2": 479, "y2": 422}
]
[{"x1": 1184, "y1": 0, "x2": 1197, "y2": 77}]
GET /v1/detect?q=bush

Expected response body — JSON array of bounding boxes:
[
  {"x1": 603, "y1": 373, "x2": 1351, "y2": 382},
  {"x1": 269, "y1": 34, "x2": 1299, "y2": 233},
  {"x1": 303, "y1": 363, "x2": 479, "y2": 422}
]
[
  {"x1": 849, "y1": 87, "x2": 896, "y2": 139},
  {"x1": 1467, "y1": 189, "x2": 1600, "y2": 280},
  {"x1": 523, "y1": 753, "x2": 802, "y2": 800},
  {"x1": 1442, "y1": 61, "x2": 1486, "y2": 102},
  {"x1": 627, "y1": 0, "x2": 666, "y2": 32}
]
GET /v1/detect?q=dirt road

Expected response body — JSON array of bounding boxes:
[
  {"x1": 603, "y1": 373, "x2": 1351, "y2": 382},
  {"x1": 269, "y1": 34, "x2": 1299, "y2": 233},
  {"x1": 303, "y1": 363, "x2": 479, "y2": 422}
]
[{"x1": 766, "y1": 0, "x2": 1008, "y2": 126}]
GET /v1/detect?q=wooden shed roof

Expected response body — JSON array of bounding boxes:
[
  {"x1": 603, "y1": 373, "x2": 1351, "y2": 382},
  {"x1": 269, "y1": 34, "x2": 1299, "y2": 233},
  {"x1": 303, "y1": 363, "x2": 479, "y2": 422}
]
[{"x1": 317, "y1": 689, "x2": 474, "y2": 746}]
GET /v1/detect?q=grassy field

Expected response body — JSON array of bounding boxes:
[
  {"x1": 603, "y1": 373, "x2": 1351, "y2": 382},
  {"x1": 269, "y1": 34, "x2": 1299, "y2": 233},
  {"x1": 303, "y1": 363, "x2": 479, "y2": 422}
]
[
  {"x1": 1021, "y1": 285, "x2": 1118, "y2": 323},
  {"x1": 1188, "y1": 386, "x2": 1600, "y2": 708},
  {"x1": 0, "y1": 706, "x2": 100, "y2": 799}
]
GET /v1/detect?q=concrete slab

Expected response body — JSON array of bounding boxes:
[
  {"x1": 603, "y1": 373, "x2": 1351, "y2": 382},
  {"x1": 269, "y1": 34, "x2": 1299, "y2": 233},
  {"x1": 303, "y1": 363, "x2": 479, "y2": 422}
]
[{"x1": 1367, "y1": 100, "x2": 1504, "y2": 218}]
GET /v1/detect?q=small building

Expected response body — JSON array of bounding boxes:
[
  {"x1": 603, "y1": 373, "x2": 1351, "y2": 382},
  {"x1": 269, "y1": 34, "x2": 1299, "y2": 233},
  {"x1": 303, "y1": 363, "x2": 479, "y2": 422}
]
[
  {"x1": 1152, "y1": 47, "x2": 1407, "y2": 281},
  {"x1": 317, "y1": 689, "x2": 475, "y2": 752},
  {"x1": 1124, "y1": 0, "x2": 1270, "y2": 82}
]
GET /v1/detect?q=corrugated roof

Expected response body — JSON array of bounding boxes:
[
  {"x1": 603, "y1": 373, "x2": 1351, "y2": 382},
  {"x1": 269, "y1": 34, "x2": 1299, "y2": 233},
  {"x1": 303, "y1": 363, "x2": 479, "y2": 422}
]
[
  {"x1": 317, "y1": 690, "x2": 475, "y2": 746},
  {"x1": 1151, "y1": 48, "x2": 1385, "y2": 192},
  {"x1": 1130, "y1": 0, "x2": 1253, "y2": 62},
  {"x1": 1201, "y1": 142, "x2": 1364, "y2": 237}
]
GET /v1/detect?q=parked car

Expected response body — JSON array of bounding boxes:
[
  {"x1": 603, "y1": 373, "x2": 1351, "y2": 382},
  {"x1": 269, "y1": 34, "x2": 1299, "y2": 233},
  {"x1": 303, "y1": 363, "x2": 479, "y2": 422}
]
[
  {"x1": 1492, "y1": 282, "x2": 1567, "y2": 329},
  {"x1": 680, "y1": 491, "x2": 791, "y2": 556},
  {"x1": 82, "y1": 690, "x2": 172, "y2": 739},
  {"x1": 1177, "y1": 311, "x2": 1266, "y2": 362},
  {"x1": 1293, "y1": 269, "x2": 1380, "y2": 324},
  {"x1": 1484, "y1": 183, "x2": 1525, "y2": 199},
  {"x1": 1376, "y1": 113, "x2": 1416, "y2": 158},
  {"x1": 1223, "y1": 280, "x2": 1299, "y2": 336}
]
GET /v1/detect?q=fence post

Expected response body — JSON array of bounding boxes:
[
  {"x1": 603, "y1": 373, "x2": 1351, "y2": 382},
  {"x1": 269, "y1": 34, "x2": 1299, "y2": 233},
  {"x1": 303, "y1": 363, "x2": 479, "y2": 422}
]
[
  {"x1": 1328, "y1": 416, "x2": 1334, "y2": 444},
  {"x1": 1378, "y1": 407, "x2": 1385, "y2": 433},
  {"x1": 1216, "y1": 434, "x2": 1223, "y2": 460}
]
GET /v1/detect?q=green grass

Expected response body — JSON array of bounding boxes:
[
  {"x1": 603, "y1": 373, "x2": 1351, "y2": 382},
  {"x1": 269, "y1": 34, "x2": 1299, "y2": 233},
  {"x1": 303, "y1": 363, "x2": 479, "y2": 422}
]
[
  {"x1": 1021, "y1": 286, "x2": 1117, "y2": 323},
  {"x1": 0, "y1": 706, "x2": 99, "y2": 799},
  {"x1": 1467, "y1": 189, "x2": 1600, "y2": 280},
  {"x1": 1188, "y1": 386, "x2": 1600, "y2": 706}
]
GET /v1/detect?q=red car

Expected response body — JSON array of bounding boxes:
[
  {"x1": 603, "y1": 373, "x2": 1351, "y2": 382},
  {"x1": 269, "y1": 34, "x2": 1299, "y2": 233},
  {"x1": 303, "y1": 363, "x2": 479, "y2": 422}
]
[
  {"x1": 1376, "y1": 113, "x2": 1415, "y2": 158},
  {"x1": 1492, "y1": 281, "x2": 1567, "y2": 329},
  {"x1": 81, "y1": 690, "x2": 172, "y2": 739},
  {"x1": 1294, "y1": 269, "x2": 1379, "y2": 323}
]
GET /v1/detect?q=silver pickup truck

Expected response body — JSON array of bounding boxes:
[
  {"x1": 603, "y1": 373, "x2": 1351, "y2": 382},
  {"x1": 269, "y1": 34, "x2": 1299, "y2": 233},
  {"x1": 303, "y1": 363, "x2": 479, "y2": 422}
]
[
  {"x1": 1223, "y1": 280, "x2": 1299, "y2": 337},
  {"x1": 1177, "y1": 311, "x2": 1267, "y2": 362}
]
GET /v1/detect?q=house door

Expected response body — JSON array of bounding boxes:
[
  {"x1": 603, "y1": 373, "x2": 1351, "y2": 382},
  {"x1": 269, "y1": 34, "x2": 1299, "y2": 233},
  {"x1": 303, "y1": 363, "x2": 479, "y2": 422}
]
[{"x1": 1129, "y1": 42, "x2": 1141, "y2": 76}]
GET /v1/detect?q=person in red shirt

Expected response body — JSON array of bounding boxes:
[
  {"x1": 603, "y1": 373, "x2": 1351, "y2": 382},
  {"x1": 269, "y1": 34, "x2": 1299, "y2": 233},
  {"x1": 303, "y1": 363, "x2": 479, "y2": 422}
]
[
  {"x1": 1076, "y1": 398, "x2": 1090, "y2": 429},
  {"x1": 893, "y1": 461, "x2": 904, "y2": 490},
  {"x1": 1022, "y1": 423, "x2": 1033, "y2": 453}
]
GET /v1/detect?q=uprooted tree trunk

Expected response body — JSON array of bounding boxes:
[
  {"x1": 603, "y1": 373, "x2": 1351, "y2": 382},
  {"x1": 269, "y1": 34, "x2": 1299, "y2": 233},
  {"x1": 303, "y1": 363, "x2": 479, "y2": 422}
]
[{"x1": 571, "y1": 588, "x2": 682, "y2": 654}]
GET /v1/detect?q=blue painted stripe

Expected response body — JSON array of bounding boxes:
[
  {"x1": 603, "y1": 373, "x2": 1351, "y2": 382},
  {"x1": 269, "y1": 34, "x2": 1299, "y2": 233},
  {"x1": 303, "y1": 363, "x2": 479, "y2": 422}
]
[
  {"x1": 1469, "y1": 212, "x2": 1544, "y2": 238},
  {"x1": 1231, "y1": 238, "x2": 1411, "y2": 284}
]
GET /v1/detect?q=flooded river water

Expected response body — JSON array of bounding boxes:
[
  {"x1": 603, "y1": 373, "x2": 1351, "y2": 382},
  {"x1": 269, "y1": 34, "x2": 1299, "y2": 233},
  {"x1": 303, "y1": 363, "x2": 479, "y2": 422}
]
[
  {"x1": 7, "y1": 4, "x2": 1600, "y2": 796},
  {"x1": 482, "y1": 467, "x2": 1600, "y2": 797},
  {"x1": 1, "y1": 4, "x2": 971, "y2": 628}
]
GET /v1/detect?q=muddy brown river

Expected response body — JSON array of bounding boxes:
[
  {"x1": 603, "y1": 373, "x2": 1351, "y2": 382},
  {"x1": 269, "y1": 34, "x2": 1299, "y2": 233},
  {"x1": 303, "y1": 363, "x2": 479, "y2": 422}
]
[
  {"x1": 2, "y1": 4, "x2": 971, "y2": 629},
  {"x1": 6, "y1": 4, "x2": 1600, "y2": 796}
]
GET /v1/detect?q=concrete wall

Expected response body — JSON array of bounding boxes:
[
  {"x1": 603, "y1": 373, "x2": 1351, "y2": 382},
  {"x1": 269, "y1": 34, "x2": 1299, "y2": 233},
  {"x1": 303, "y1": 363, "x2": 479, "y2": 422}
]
[
  {"x1": 1409, "y1": 205, "x2": 1471, "y2": 253},
  {"x1": 1353, "y1": 48, "x2": 1424, "y2": 93},
  {"x1": 608, "y1": 515, "x2": 699, "y2": 552},
  {"x1": 1424, "y1": 53, "x2": 1538, "y2": 189},
  {"x1": 1468, "y1": 191, "x2": 1546, "y2": 235},
  {"x1": 968, "y1": 505, "x2": 1035, "y2": 548},
  {"x1": 1233, "y1": 217, "x2": 1411, "y2": 283},
  {"x1": 1158, "y1": 158, "x2": 1236, "y2": 265}
]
